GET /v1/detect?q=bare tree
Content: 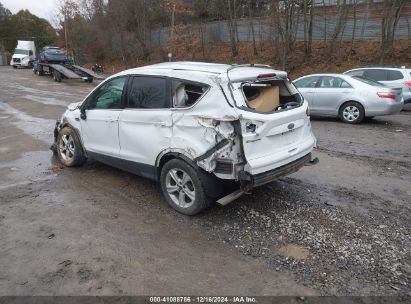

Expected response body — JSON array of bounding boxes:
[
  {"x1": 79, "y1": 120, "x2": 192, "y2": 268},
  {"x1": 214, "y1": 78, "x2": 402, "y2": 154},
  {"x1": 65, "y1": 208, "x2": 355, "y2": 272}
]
[
  {"x1": 227, "y1": 0, "x2": 239, "y2": 57},
  {"x1": 380, "y1": 0, "x2": 406, "y2": 64},
  {"x1": 329, "y1": 0, "x2": 349, "y2": 54},
  {"x1": 271, "y1": 0, "x2": 299, "y2": 69},
  {"x1": 301, "y1": 0, "x2": 314, "y2": 57}
]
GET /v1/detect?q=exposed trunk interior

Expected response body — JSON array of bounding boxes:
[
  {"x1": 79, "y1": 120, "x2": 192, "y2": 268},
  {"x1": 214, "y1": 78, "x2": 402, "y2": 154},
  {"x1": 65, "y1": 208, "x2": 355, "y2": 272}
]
[{"x1": 242, "y1": 80, "x2": 302, "y2": 113}]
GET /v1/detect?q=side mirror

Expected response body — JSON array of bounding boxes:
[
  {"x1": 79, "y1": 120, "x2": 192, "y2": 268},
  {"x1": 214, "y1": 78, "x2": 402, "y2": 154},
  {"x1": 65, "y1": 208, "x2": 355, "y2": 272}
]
[{"x1": 80, "y1": 106, "x2": 87, "y2": 120}]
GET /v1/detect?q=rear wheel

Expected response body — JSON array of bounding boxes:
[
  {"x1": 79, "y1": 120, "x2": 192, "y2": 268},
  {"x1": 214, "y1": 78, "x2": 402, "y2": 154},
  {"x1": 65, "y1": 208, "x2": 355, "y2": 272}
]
[
  {"x1": 53, "y1": 70, "x2": 62, "y2": 82},
  {"x1": 339, "y1": 102, "x2": 364, "y2": 124},
  {"x1": 57, "y1": 127, "x2": 85, "y2": 167},
  {"x1": 160, "y1": 159, "x2": 212, "y2": 215}
]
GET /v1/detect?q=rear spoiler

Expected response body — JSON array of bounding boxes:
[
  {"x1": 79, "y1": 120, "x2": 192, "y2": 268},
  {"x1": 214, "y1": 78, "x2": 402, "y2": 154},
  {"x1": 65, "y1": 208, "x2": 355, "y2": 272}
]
[{"x1": 226, "y1": 64, "x2": 288, "y2": 83}]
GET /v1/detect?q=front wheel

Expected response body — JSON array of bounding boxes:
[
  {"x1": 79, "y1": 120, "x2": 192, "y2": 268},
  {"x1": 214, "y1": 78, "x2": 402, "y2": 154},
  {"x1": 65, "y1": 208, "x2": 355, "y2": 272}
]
[
  {"x1": 160, "y1": 159, "x2": 211, "y2": 215},
  {"x1": 339, "y1": 102, "x2": 365, "y2": 124},
  {"x1": 57, "y1": 127, "x2": 85, "y2": 167}
]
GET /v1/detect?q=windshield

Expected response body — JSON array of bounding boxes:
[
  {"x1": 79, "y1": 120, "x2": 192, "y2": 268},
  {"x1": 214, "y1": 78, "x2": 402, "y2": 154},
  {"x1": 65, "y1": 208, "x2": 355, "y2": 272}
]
[
  {"x1": 352, "y1": 76, "x2": 386, "y2": 87},
  {"x1": 14, "y1": 49, "x2": 29, "y2": 55}
]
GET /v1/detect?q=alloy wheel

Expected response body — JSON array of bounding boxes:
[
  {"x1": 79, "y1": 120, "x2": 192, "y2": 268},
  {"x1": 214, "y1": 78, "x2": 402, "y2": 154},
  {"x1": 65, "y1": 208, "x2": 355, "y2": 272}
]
[
  {"x1": 165, "y1": 168, "x2": 196, "y2": 208},
  {"x1": 59, "y1": 134, "x2": 75, "y2": 162}
]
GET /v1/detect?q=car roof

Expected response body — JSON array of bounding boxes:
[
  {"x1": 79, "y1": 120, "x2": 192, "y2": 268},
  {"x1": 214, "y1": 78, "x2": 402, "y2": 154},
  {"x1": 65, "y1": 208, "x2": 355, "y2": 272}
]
[
  {"x1": 117, "y1": 61, "x2": 286, "y2": 79},
  {"x1": 345, "y1": 66, "x2": 407, "y2": 71},
  {"x1": 295, "y1": 73, "x2": 349, "y2": 79}
]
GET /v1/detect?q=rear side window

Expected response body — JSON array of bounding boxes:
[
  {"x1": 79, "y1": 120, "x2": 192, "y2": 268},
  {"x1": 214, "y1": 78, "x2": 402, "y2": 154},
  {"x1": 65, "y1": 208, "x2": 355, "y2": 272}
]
[
  {"x1": 294, "y1": 76, "x2": 319, "y2": 88},
  {"x1": 364, "y1": 69, "x2": 388, "y2": 81},
  {"x1": 388, "y1": 70, "x2": 404, "y2": 80},
  {"x1": 127, "y1": 77, "x2": 169, "y2": 109},
  {"x1": 172, "y1": 80, "x2": 208, "y2": 108},
  {"x1": 319, "y1": 76, "x2": 352, "y2": 88}
]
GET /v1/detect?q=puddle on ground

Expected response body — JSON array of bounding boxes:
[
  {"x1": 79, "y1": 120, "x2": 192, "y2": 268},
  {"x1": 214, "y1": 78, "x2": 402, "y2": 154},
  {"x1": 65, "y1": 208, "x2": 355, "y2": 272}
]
[{"x1": 277, "y1": 244, "x2": 310, "y2": 260}]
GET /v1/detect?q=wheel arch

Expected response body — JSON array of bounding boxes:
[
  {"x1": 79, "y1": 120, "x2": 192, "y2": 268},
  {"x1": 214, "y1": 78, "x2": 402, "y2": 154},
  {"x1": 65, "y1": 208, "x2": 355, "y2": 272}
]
[
  {"x1": 58, "y1": 122, "x2": 87, "y2": 157},
  {"x1": 156, "y1": 149, "x2": 197, "y2": 176}
]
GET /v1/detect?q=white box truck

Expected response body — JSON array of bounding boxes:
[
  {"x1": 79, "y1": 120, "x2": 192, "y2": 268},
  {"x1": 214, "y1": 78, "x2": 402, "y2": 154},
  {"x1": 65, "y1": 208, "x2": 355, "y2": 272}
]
[{"x1": 10, "y1": 40, "x2": 36, "y2": 68}]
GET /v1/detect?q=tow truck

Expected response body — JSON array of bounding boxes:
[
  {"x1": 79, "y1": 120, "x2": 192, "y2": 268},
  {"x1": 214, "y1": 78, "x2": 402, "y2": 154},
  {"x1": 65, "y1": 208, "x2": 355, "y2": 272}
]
[{"x1": 33, "y1": 61, "x2": 106, "y2": 83}]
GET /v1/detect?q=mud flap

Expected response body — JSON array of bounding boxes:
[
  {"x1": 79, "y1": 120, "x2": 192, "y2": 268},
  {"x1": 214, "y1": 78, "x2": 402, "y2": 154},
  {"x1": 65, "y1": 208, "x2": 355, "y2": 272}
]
[{"x1": 305, "y1": 157, "x2": 319, "y2": 166}]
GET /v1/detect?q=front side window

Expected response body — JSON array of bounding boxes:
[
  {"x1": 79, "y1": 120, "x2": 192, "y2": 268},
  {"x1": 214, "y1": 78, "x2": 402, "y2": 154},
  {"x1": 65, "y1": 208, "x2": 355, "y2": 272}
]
[
  {"x1": 172, "y1": 80, "x2": 208, "y2": 108},
  {"x1": 127, "y1": 77, "x2": 168, "y2": 109},
  {"x1": 88, "y1": 77, "x2": 127, "y2": 109},
  {"x1": 294, "y1": 76, "x2": 319, "y2": 88}
]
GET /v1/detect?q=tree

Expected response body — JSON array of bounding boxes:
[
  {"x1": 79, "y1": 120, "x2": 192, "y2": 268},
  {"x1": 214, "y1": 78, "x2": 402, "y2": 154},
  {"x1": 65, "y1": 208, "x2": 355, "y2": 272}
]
[
  {"x1": 380, "y1": 0, "x2": 406, "y2": 64},
  {"x1": 0, "y1": 9, "x2": 56, "y2": 53}
]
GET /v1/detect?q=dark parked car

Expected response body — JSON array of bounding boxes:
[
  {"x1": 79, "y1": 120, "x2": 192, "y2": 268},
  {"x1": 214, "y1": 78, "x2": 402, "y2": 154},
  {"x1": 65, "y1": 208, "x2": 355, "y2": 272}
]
[{"x1": 39, "y1": 46, "x2": 66, "y2": 64}]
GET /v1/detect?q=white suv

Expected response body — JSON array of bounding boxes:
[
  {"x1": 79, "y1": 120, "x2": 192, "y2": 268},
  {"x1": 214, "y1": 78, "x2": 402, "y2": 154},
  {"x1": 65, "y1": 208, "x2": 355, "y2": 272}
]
[
  {"x1": 344, "y1": 67, "x2": 411, "y2": 104},
  {"x1": 53, "y1": 62, "x2": 317, "y2": 215}
]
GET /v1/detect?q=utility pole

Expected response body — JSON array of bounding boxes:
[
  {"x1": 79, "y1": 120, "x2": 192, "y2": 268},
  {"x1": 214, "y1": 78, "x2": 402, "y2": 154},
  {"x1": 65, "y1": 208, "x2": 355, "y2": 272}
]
[
  {"x1": 170, "y1": 2, "x2": 176, "y2": 37},
  {"x1": 64, "y1": 13, "x2": 68, "y2": 52}
]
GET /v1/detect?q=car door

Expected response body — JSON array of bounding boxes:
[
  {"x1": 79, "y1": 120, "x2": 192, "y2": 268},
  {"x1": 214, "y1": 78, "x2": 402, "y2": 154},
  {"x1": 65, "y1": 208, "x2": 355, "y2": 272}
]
[
  {"x1": 80, "y1": 76, "x2": 127, "y2": 157},
  {"x1": 313, "y1": 76, "x2": 354, "y2": 116},
  {"x1": 293, "y1": 76, "x2": 320, "y2": 110},
  {"x1": 118, "y1": 75, "x2": 172, "y2": 177}
]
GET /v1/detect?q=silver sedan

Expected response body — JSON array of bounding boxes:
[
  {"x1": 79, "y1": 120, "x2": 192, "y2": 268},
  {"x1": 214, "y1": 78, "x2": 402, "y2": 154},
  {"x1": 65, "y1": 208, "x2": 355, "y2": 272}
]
[{"x1": 293, "y1": 74, "x2": 403, "y2": 123}]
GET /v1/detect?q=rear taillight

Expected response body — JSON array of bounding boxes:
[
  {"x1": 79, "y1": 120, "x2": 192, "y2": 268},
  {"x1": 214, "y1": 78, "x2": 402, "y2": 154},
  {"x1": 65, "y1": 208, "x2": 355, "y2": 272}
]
[
  {"x1": 377, "y1": 92, "x2": 396, "y2": 99},
  {"x1": 404, "y1": 81, "x2": 411, "y2": 87},
  {"x1": 257, "y1": 73, "x2": 276, "y2": 79}
]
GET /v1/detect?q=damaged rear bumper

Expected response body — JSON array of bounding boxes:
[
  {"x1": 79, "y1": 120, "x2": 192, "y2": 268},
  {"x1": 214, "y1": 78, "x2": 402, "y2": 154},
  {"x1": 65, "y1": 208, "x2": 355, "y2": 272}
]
[
  {"x1": 217, "y1": 153, "x2": 318, "y2": 205},
  {"x1": 251, "y1": 153, "x2": 314, "y2": 187}
]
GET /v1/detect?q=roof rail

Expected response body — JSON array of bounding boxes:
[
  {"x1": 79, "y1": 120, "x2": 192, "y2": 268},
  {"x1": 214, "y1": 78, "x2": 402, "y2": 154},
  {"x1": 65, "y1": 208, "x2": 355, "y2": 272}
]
[{"x1": 361, "y1": 65, "x2": 407, "y2": 69}]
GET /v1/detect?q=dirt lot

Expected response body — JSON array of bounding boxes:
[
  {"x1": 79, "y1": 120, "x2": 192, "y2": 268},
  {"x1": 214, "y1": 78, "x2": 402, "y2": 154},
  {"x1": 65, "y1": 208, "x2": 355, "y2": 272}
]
[{"x1": 0, "y1": 66, "x2": 410, "y2": 297}]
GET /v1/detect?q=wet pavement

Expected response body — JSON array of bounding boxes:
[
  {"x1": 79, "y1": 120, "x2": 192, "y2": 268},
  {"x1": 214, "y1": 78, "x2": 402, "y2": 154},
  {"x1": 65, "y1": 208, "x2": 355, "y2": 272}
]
[{"x1": 0, "y1": 66, "x2": 410, "y2": 296}]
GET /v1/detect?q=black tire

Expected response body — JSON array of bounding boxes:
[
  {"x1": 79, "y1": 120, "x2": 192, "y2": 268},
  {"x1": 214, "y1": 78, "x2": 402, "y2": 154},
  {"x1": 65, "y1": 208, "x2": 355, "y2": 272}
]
[
  {"x1": 56, "y1": 127, "x2": 86, "y2": 167},
  {"x1": 12, "y1": 65, "x2": 17, "y2": 69},
  {"x1": 339, "y1": 101, "x2": 365, "y2": 124},
  {"x1": 53, "y1": 70, "x2": 62, "y2": 82},
  {"x1": 160, "y1": 159, "x2": 212, "y2": 215}
]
